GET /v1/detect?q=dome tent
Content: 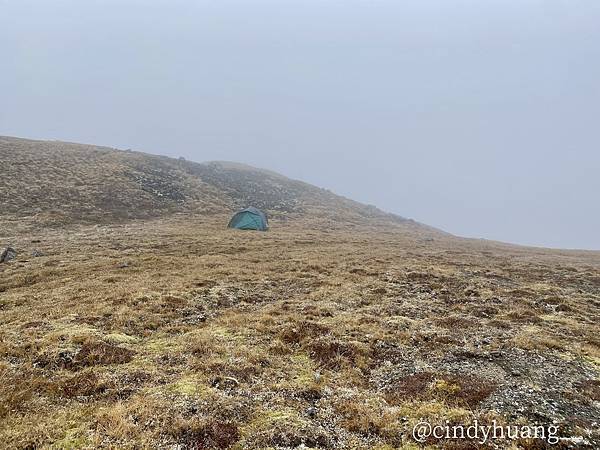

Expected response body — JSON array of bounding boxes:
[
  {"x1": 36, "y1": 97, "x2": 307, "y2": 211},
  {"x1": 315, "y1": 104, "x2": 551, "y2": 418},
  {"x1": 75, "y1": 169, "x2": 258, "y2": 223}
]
[{"x1": 227, "y1": 207, "x2": 268, "y2": 231}]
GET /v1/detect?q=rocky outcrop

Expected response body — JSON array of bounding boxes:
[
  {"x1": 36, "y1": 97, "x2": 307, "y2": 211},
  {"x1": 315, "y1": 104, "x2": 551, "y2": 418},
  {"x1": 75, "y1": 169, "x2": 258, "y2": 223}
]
[{"x1": 0, "y1": 247, "x2": 16, "y2": 263}]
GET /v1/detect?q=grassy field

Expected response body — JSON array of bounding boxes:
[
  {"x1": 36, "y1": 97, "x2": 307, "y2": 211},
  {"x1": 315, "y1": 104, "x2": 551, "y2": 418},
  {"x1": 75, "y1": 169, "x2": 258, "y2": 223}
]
[{"x1": 1, "y1": 214, "x2": 599, "y2": 449}]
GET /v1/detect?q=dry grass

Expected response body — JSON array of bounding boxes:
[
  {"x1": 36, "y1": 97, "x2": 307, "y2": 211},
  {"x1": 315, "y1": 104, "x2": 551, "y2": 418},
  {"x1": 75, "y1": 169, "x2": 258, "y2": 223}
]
[
  {"x1": 1, "y1": 214, "x2": 599, "y2": 448},
  {"x1": 1, "y1": 138, "x2": 599, "y2": 448}
]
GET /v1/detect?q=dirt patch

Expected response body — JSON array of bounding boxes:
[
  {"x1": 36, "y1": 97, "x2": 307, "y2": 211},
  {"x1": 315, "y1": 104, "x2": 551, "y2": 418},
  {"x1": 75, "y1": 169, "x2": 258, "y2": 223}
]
[
  {"x1": 384, "y1": 372, "x2": 435, "y2": 403},
  {"x1": 441, "y1": 374, "x2": 497, "y2": 408},
  {"x1": 306, "y1": 337, "x2": 367, "y2": 369},
  {"x1": 385, "y1": 372, "x2": 496, "y2": 408},
  {"x1": 72, "y1": 342, "x2": 135, "y2": 369},
  {"x1": 577, "y1": 379, "x2": 600, "y2": 402},
  {"x1": 172, "y1": 420, "x2": 240, "y2": 449},
  {"x1": 55, "y1": 372, "x2": 111, "y2": 398}
]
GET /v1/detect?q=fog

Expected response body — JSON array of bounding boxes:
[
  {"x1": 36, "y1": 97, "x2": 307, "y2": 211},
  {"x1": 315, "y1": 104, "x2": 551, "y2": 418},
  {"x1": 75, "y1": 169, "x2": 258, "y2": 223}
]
[{"x1": 2, "y1": 0, "x2": 599, "y2": 249}]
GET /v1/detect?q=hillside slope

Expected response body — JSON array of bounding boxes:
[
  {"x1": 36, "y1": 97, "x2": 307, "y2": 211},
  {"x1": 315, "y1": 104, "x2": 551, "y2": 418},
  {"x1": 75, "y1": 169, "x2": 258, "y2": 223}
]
[
  {"x1": 0, "y1": 136, "x2": 599, "y2": 448},
  {"x1": 0, "y1": 136, "x2": 413, "y2": 228},
  {"x1": 1, "y1": 212, "x2": 599, "y2": 448}
]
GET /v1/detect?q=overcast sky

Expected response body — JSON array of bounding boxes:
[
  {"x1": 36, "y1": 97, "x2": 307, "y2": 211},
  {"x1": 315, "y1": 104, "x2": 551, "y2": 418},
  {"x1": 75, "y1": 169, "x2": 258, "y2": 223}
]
[{"x1": 1, "y1": 0, "x2": 599, "y2": 249}]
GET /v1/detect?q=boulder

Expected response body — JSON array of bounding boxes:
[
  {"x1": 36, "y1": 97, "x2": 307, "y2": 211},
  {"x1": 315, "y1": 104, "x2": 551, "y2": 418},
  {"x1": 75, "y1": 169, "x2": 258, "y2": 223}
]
[{"x1": 0, "y1": 247, "x2": 17, "y2": 263}]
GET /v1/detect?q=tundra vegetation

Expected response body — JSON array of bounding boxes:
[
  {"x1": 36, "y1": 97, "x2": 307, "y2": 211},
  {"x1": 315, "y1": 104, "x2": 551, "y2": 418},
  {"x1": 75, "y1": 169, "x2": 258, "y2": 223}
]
[{"x1": 1, "y1": 137, "x2": 599, "y2": 448}]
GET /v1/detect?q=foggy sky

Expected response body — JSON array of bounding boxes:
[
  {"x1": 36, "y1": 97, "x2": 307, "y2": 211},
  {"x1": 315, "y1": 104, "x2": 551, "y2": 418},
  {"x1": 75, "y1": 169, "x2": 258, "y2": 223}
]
[{"x1": 2, "y1": 0, "x2": 599, "y2": 249}]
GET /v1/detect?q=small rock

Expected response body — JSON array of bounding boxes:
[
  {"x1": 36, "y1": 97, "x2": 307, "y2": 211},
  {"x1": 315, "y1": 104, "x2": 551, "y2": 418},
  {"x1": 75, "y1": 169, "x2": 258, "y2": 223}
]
[
  {"x1": 117, "y1": 262, "x2": 129, "y2": 269},
  {"x1": 0, "y1": 247, "x2": 16, "y2": 263},
  {"x1": 306, "y1": 406, "x2": 317, "y2": 418},
  {"x1": 31, "y1": 249, "x2": 44, "y2": 257},
  {"x1": 212, "y1": 376, "x2": 239, "y2": 389}
]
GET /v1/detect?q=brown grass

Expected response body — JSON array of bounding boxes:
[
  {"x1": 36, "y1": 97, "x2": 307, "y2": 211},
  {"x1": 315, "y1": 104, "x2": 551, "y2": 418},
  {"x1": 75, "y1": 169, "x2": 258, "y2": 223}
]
[{"x1": 1, "y1": 211, "x2": 599, "y2": 447}]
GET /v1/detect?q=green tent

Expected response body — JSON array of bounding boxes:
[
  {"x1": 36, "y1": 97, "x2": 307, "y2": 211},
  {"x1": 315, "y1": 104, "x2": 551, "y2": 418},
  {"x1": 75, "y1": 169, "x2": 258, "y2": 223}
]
[{"x1": 227, "y1": 207, "x2": 268, "y2": 231}]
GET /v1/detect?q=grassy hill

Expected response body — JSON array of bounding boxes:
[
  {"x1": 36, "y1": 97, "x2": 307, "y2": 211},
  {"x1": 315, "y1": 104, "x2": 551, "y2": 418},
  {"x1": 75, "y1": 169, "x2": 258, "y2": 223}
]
[
  {"x1": 0, "y1": 136, "x2": 414, "y2": 228},
  {"x1": 0, "y1": 136, "x2": 599, "y2": 449}
]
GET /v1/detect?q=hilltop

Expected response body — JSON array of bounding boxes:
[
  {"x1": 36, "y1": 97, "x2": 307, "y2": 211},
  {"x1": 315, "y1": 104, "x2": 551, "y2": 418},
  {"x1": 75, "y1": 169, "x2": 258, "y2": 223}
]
[{"x1": 0, "y1": 136, "x2": 415, "y2": 230}]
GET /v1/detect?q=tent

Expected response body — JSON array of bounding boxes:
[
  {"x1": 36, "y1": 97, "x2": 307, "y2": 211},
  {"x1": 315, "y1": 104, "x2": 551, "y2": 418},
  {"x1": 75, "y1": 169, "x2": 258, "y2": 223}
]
[{"x1": 227, "y1": 207, "x2": 268, "y2": 231}]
